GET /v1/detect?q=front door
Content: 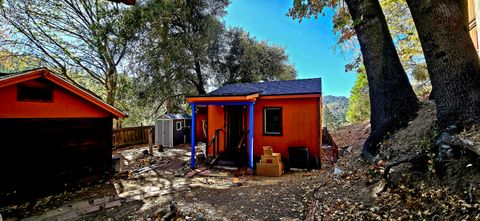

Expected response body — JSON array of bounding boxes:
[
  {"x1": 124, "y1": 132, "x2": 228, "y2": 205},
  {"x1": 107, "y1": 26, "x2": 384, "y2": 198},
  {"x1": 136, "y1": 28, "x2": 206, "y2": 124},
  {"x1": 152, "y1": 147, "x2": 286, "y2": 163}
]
[
  {"x1": 226, "y1": 106, "x2": 245, "y2": 156},
  {"x1": 156, "y1": 119, "x2": 173, "y2": 147}
]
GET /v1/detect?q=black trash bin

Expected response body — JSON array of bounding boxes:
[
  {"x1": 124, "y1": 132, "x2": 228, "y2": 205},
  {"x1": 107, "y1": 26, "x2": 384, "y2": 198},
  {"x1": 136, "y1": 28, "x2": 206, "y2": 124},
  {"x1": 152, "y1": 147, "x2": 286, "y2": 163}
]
[{"x1": 288, "y1": 146, "x2": 310, "y2": 170}]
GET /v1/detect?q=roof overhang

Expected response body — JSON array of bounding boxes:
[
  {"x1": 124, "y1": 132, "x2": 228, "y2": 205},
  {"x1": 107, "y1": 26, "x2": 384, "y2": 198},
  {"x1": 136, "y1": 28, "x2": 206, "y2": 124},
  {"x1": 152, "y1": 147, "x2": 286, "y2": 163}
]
[
  {"x1": 260, "y1": 93, "x2": 322, "y2": 100},
  {"x1": 186, "y1": 93, "x2": 260, "y2": 103},
  {"x1": 186, "y1": 92, "x2": 322, "y2": 105},
  {"x1": 0, "y1": 69, "x2": 126, "y2": 119}
]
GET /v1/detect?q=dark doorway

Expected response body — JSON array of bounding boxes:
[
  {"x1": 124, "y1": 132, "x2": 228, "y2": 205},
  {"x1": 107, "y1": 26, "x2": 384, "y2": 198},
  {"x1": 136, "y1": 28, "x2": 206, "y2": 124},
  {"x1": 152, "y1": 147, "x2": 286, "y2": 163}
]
[{"x1": 224, "y1": 105, "x2": 247, "y2": 164}]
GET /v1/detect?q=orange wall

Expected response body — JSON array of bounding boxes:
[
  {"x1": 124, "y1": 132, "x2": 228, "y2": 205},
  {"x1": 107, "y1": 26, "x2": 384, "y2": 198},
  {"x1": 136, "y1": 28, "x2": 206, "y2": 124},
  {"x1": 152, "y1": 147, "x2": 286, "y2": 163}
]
[
  {"x1": 207, "y1": 105, "x2": 226, "y2": 154},
  {"x1": 252, "y1": 97, "x2": 321, "y2": 158},
  {"x1": 205, "y1": 96, "x2": 321, "y2": 158},
  {"x1": 0, "y1": 79, "x2": 111, "y2": 118}
]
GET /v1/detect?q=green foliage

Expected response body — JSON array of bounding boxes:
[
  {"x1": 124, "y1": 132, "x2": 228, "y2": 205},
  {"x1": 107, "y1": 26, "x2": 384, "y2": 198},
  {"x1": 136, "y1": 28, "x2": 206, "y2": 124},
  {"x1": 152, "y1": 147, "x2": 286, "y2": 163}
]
[
  {"x1": 0, "y1": 49, "x2": 41, "y2": 73},
  {"x1": 127, "y1": 0, "x2": 229, "y2": 95},
  {"x1": 380, "y1": 0, "x2": 425, "y2": 74},
  {"x1": 346, "y1": 69, "x2": 370, "y2": 124},
  {"x1": 412, "y1": 63, "x2": 429, "y2": 82},
  {"x1": 218, "y1": 28, "x2": 296, "y2": 85},
  {"x1": 322, "y1": 95, "x2": 349, "y2": 129},
  {"x1": 118, "y1": 0, "x2": 297, "y2": 126},
  {"x1": 0, "y1": 0, "x2": 298, "y2": 127},
  {"x1": 288, "y1": 0, "x2": 429, "y2": 80}
]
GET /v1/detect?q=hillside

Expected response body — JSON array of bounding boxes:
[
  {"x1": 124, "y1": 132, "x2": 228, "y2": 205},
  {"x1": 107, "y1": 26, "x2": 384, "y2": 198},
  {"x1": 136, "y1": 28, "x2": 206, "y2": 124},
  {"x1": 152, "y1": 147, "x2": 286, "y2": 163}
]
[
  {"x1": 310, "y1": 101, "x2": 480, "y2": 220},
  {"x1": 323, "y1": 95, "x2": 349, "y2": 129}
]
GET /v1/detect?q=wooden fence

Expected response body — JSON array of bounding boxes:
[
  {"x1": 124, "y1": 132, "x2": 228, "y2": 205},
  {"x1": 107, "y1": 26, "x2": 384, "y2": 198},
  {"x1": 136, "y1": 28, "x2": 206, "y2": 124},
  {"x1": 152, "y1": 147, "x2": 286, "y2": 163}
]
[{"x1": 113, "y1": 126, "x2": 154, "y2": 149}]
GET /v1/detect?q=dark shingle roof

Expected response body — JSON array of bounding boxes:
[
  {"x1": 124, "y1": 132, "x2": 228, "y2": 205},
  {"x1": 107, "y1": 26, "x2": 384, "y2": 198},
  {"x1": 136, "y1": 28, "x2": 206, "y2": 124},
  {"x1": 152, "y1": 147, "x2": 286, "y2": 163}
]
[{"x1": 206, "y1": 78, "x2": 321, "y2": 96}]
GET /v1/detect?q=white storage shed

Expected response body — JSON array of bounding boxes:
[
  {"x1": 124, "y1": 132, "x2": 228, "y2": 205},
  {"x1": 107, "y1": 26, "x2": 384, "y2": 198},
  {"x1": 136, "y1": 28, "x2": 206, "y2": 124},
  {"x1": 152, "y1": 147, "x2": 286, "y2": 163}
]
[{"x1": 155, "y1": 113, "x2": 191, "y2": 147}]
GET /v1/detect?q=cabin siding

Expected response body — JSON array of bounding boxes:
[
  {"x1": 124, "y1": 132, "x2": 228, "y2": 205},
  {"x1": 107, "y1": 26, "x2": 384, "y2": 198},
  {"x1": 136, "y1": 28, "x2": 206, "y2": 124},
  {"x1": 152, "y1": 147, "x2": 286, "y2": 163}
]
[
  {"x1": 207, "y1": 105, "x2": 226, "y2": 154},
  {"x1": 205, "y1": 96, "x2": 321, "y2": 159},
  {"x1": 252, "y1": 97, "x2": 321, "y2": 158},
  {"x1": 0, "y1": 70, "x2": 124, "y2": 205}
]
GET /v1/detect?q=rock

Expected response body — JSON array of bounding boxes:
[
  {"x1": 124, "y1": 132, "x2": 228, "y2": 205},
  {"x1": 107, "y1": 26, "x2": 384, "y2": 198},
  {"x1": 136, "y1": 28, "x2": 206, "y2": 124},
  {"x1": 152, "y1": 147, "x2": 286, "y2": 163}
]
[
  {"x1": 196, "y1": 213, "x2": 205, "y2": 221},
  {"x1": 333, "y1": 167, "x2": 343, "y2": 176}
]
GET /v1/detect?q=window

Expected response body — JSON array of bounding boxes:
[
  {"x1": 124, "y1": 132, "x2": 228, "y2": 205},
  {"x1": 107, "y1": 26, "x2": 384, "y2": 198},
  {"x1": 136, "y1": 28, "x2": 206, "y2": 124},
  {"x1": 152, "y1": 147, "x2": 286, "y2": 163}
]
[
  {"x1": 263, "y1": 107, "x2": 282, "y2": 135},
  {"x1": 17, "y1": 84, "x2": 53, "y2": 102},
  {"x1": 176, "y1": 121, "x2": 183, "y2": 130}
]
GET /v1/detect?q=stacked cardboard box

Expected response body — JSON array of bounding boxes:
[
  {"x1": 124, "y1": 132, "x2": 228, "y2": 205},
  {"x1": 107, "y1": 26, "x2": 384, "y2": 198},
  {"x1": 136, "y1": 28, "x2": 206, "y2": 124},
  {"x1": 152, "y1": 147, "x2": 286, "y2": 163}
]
[{"x1": 256, "y1": 146, "x2": 283, "y2": 177}]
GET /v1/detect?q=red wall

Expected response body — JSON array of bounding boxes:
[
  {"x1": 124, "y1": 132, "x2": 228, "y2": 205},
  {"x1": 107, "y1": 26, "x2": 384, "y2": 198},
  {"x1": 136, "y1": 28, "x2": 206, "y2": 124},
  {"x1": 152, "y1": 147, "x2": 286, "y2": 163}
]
[
  {"x1": 205, "y1": 96, "x2": 321, "y2": 158},
  {"x1": 0, "y1": 79, "x2": 111, "y2": 118}
]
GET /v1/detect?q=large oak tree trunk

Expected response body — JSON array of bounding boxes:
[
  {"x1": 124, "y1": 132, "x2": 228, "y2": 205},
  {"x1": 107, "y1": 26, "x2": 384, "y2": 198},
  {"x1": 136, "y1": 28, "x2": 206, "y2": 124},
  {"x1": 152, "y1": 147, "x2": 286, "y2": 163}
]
[
  {"x1": 406, "y1": 0, "x2": 480, "y2": 129},
  {"x1": 346, "y1": 0, "x2": 419, "y2": 162}
]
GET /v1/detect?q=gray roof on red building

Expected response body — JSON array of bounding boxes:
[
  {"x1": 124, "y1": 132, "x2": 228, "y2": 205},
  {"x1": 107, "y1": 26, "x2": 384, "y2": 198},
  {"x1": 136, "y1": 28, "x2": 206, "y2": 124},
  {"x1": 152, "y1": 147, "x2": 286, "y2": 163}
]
[{"x1": 205, "y1": 78, "x2": 322, "y2": 97}]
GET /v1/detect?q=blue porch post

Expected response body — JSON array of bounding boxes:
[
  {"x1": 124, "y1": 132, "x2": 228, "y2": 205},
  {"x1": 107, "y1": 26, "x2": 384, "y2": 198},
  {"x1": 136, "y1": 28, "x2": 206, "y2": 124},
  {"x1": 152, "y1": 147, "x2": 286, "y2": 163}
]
[
  {"x1": 190, "y1": 103, "x2": 196, "y2": 169},
  {"x1": 249, "y1": 102, "x2": 254, "y2": 171}
]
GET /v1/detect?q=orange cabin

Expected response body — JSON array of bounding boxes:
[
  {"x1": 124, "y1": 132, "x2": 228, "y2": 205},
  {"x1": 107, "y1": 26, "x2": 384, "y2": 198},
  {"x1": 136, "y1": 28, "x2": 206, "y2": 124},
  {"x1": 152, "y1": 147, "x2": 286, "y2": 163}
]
[
  {"x1": 187, "y1": 78, "x2": 322, "y2": 171},
  {"x1": 0, "y1": 68, "x2": 125, "y2": 203}
]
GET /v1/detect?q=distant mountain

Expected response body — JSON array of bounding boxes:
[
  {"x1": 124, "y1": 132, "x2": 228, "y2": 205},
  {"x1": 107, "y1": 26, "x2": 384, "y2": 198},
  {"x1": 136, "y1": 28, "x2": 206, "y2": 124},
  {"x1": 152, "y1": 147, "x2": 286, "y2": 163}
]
[{"x1": 322, "y1": 95, "x2": 349, "y2": 129}]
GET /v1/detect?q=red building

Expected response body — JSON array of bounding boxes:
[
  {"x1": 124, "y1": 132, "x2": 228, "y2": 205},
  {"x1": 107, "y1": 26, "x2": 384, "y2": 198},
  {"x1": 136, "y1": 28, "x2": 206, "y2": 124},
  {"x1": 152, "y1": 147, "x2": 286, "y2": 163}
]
[
  {"x1": 0, "y1": 68, "x2": 124, "y2": 203},
  {"x1": 187, "y1": 78, "x2": 322, "y2": 171}
]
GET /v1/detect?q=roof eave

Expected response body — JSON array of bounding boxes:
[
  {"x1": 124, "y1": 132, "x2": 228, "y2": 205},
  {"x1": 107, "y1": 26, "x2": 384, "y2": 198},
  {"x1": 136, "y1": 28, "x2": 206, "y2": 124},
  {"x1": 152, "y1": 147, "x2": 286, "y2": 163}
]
[{"x1": 187, "y1": 93, "x2": 260, "y2": 103}]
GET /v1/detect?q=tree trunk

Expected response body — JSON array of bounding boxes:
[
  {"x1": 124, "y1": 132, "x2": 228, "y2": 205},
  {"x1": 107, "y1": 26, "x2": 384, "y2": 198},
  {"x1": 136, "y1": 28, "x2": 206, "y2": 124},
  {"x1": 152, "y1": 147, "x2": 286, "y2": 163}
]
[
  {"x1": 105, "y1": 66, "x2": 117, "y2": 106},
  {"x1": 346, "y1": 0, "x2": 419, "y2": 162},
  {"x1": 193, "y1": 60, "x2": 207, "y2": 94},
  {"x1": 406, "y1": 0, "x2": 480, "y2": 129}
]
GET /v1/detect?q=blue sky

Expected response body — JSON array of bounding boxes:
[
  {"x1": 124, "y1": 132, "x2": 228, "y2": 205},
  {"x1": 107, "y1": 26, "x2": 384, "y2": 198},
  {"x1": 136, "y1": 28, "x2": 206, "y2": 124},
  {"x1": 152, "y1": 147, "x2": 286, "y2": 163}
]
[{"x1": 223, "y1": 0, "x2": 356, "y2": 97}]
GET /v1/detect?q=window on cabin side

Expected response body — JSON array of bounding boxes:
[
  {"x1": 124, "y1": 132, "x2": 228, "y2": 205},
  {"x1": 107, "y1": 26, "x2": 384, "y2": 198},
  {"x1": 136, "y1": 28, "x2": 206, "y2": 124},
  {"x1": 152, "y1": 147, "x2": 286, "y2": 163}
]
[
  {"x1": 176, "y1": 121, "x2": 183, "y2": 130},
  {"x1": 263, "y1": 107, "x2": 282, "y2": 135},
  {"x1": 17, "y1": 84, "x2": 53, "y2": 102}
]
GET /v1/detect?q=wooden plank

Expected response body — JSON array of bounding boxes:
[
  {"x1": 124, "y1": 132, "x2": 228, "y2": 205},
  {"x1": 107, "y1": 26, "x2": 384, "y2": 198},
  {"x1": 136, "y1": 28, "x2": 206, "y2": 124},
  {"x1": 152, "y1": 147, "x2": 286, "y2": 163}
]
[{"x1": 112, "y1": 126, "x2": 154, "y2": 148}]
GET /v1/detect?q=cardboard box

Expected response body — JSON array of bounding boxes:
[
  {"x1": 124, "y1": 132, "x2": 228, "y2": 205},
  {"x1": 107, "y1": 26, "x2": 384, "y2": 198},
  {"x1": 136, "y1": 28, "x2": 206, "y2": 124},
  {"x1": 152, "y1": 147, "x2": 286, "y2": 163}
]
[
  {"x1": 260, "y1": 153, "x2": 281, "y2": 164},
  {"x1": 256, "y1": 162, "x2": 283, "y2": 177},
  {"x1": 263, "y1": 146, "x2": 273, "y2": 156}
]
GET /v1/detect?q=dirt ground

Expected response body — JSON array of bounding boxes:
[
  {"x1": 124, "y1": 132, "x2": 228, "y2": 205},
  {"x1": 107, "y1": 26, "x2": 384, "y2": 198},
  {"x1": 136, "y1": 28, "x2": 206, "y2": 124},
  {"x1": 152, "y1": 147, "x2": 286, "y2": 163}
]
[{"x1": 0, "y1": 144, "x2": 329, "y2": 221}]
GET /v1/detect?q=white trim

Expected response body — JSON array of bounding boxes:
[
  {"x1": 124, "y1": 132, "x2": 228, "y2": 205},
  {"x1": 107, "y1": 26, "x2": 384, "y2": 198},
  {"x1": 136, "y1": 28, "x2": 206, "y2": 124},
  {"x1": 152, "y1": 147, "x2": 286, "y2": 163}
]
[
  {"x1": 263, "y1": 107, "x2": 282, "y2": 135},
  {"x1": 169, "y1": 120, "x2": 174, "y2": 147},
  {"x1": 176, "y1": 121, "x2": 183, "y2": 130}
]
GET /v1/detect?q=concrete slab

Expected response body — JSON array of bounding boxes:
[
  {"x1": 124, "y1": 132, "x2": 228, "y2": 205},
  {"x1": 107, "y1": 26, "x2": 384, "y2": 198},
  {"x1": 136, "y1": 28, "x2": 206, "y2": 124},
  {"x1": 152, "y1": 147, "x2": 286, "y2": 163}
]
[
  {"x1": 93, "y1": 197, "x2": 110, "y2": 205},
  {"x1": 81, "y1": 205, "x2": 100, "y2": 215},
  {"x1": 69, "y1": 201, "x2": 90, "y2": 210}
]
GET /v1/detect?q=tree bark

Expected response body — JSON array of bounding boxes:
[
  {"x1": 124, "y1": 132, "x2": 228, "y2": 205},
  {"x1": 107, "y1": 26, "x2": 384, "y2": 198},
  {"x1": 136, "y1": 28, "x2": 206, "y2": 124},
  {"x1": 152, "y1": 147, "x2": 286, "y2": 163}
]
[
  {"x1": 406, "y1": 0, "x2": 480, "y2": 129},
  {"x1": 345, "y1": 0, "x2": 419, "y2": 162},
  {"x1": 105, "y1": 66, "x2": 117, "y2": 106},
  {"x1": 194, "y1": 60, "x2": 207, "y2": 94}
]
